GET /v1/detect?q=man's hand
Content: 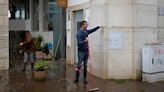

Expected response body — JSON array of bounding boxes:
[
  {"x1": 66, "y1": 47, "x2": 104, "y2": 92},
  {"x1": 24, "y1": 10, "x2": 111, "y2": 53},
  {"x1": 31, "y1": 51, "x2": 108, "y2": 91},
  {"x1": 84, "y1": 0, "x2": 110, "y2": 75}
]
[
  {"x1": 85, "y1": 37, "x2": 89, "y2": 42},
  {"x1": 100, "y1": 26, "x2": 104, "y2": 28},
  {"x1": 18, "y1": 42, "x2": 23, "y2": 49},
  {"x1": 19, "y1": 42, "x2": 23, "y2": 46},
  {"x1": 99, "y1": 26, "x2": 105, "y2": 31}
]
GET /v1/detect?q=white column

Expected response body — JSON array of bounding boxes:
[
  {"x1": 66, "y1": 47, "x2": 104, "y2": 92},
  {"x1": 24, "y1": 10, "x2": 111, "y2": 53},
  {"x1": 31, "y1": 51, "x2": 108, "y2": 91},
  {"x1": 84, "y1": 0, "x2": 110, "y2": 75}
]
[
  {"x1": 39, "y1": 0, "x2": 44, "y2": 32},
  {"x1": 29, "y1": 0, "x2": 33, "y2": 32}
]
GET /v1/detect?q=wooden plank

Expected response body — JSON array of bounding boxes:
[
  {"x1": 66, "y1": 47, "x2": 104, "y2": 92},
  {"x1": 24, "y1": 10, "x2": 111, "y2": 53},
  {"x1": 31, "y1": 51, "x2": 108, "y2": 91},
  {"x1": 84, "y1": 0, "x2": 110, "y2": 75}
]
[{"x1": 57, "y1": 0, "x2": 67, "y2": 8}]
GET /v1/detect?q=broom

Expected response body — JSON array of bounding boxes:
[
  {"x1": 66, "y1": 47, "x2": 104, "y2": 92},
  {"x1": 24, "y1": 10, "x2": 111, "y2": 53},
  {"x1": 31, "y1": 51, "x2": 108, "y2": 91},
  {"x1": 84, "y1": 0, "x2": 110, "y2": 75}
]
[{"x1": 88, "y1": 41, "x2": 99, "y2": 92}]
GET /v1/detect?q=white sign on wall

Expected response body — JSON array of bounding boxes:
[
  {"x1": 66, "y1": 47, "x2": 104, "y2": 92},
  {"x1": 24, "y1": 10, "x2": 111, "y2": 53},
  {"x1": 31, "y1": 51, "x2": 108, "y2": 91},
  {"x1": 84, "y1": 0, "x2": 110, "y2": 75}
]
[
  {"x1": 66, "y1": 12, "x2": 71, "y2": 46},
  {"x1": 67, "y1": 30, "x2": 71, "y2": 46},
  {"x1": 66, "y1": 12, "x2": 71, "y2": 30},
  {"x1": 158, "y1": 7, "x2": 164, "y2": 16},
  {"x1": 109, "y1": 32, "x2": 123, "y2": 49}
]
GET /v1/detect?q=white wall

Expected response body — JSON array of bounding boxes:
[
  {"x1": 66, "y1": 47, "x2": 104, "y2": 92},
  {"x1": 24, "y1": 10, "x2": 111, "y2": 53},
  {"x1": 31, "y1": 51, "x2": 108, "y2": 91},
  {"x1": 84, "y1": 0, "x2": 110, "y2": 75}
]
[
  {"x1": 68, "y1": 0, "x2": 89, "y2": 6},
  {"x1": 9, "y1": 20, "x2": 30, "y2": 31},
  {"x1": 31, "y1": 31, "x2": 53, "y2": 45},
  {"x1": 133, "y1": 0, "x2": 158, "y2": 79},
  {"x1": 158, "y1": 0, "x2": 164, "y2": 43},
  {"x1": 66, "y1": 0, "x2": 164, "y2": 79}
]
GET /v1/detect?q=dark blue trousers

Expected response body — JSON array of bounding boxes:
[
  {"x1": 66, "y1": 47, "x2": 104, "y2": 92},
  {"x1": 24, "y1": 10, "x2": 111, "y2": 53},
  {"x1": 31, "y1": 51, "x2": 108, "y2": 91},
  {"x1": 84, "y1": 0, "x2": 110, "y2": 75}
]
[
  {"x1": 75, "y1": 50, "x2": 88, "y2": 81},
  {"x1": 77, "y1": 50, "x2": 88, "y2": 70}
]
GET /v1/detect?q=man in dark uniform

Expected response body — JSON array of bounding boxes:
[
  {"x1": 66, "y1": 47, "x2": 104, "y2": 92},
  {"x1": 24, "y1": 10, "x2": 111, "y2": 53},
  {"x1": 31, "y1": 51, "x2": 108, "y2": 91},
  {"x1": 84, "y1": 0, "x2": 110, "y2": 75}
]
[
  {"x1": 74, "y1": 21, "x2": 102, "y2": 84},
  {"x1": 9, "y1": 1, "x2": 17, "y2": 19}
]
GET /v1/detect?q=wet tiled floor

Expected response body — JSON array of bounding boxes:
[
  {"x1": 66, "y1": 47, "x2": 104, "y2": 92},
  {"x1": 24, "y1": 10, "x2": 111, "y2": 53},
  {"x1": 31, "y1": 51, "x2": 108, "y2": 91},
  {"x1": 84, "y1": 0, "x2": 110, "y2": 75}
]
[{"x1": 0, "y1": 60, "x2": 164, "y2": 92}]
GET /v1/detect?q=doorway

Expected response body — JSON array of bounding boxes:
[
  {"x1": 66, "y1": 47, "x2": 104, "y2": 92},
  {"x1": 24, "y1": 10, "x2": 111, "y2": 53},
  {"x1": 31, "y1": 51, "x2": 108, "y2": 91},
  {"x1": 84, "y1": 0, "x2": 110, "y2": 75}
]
[{"x1": 73, "y1": 10, "x2": 84, "y2": 65}]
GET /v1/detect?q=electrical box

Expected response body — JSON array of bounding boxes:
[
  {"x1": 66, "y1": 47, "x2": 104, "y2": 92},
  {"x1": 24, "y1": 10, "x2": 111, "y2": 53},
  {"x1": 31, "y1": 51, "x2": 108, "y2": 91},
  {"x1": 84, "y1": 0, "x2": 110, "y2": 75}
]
[{"x1": 142, "y1": 44, "x2": 164, "y2": 82}]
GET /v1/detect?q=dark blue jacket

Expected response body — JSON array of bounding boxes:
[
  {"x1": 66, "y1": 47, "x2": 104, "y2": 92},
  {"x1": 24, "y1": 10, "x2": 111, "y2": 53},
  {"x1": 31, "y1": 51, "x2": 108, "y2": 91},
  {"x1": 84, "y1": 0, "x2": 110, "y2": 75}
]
[{"x1": 76, "y1": 26, "x2": 100, "y2": 51}]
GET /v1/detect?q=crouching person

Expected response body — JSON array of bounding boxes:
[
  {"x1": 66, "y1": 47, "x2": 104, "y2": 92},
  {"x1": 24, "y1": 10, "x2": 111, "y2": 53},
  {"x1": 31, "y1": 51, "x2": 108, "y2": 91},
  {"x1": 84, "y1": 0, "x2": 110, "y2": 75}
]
[{"x1": 19, "y1": 31, "x2": 35, "y2": 71}]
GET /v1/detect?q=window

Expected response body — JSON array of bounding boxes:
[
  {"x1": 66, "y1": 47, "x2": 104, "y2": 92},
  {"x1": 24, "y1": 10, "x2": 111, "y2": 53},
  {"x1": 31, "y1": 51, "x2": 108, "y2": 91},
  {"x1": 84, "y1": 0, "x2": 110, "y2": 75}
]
[
  {"x1": 9, "y1": 0, "x2": 29, "y2": 19},
  {"x1": 33, "y1": 0, "x2": 39, "y2": 31},
  {"x1": 44, "y1": 0, "x2": 49, "y2": 31}
]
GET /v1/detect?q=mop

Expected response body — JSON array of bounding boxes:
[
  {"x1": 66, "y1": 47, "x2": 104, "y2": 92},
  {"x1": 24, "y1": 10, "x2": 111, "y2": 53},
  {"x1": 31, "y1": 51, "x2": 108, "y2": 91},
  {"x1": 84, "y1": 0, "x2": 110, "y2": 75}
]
[
  {"x1": 54, "y1": 34, "x2": 62, "y2": 59},
  {"x1": 88, "y1": 41, "x2": 99, "y2": 92}
]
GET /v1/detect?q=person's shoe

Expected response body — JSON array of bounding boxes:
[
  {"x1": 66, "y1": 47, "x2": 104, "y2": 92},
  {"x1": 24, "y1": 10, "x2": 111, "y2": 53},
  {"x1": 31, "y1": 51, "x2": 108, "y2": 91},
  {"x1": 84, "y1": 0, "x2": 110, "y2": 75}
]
[
  {"x1": 83, "y1": 79, "x2": 88, "y2": 84},
  {"x1": 74, "y1": 79, "x2": 79, "y2": 83},
  {"x1": 31, "y1": 63, "x2": 34, "y2": 71},
  {"x1": 74, "y1": 70, "x2": 80, "y2": 83},
  {"x1": 22, "y1": 62, "x2": 27, "y2": 71},
  {"x1": 22, "y1": 69, "x2": 25, "y2": 71}
]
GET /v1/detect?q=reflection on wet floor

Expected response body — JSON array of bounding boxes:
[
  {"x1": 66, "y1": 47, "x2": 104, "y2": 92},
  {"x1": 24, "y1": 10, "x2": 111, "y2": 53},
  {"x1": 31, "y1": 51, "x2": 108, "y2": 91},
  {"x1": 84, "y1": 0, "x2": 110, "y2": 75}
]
[{"x1": 0, "y1": 60, "x2": 164, "y2": 92}]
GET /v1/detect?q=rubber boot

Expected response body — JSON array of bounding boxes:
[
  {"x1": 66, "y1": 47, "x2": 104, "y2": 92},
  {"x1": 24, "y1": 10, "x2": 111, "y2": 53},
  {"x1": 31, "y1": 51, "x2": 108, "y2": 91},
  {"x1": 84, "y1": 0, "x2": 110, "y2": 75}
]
[
  {"x1": 74, "y1": 68, "x2": 80, "y2": 83},
  {"x1": 22, "y1": 62, "x2": 27, "y2": 71},
  {"x1": 83, "y1": 68, "x2": 88, "y2": 84},
  {"x1": 31, "y1": 63, "x2": 34, "y2": 70}
]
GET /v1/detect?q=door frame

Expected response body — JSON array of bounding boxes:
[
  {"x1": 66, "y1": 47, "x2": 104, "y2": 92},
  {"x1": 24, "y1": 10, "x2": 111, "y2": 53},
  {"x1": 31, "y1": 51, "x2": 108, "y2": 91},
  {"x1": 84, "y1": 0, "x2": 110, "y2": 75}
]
[{"x1": 73, "y1": 9, "x2": 84, "y2": 65}]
